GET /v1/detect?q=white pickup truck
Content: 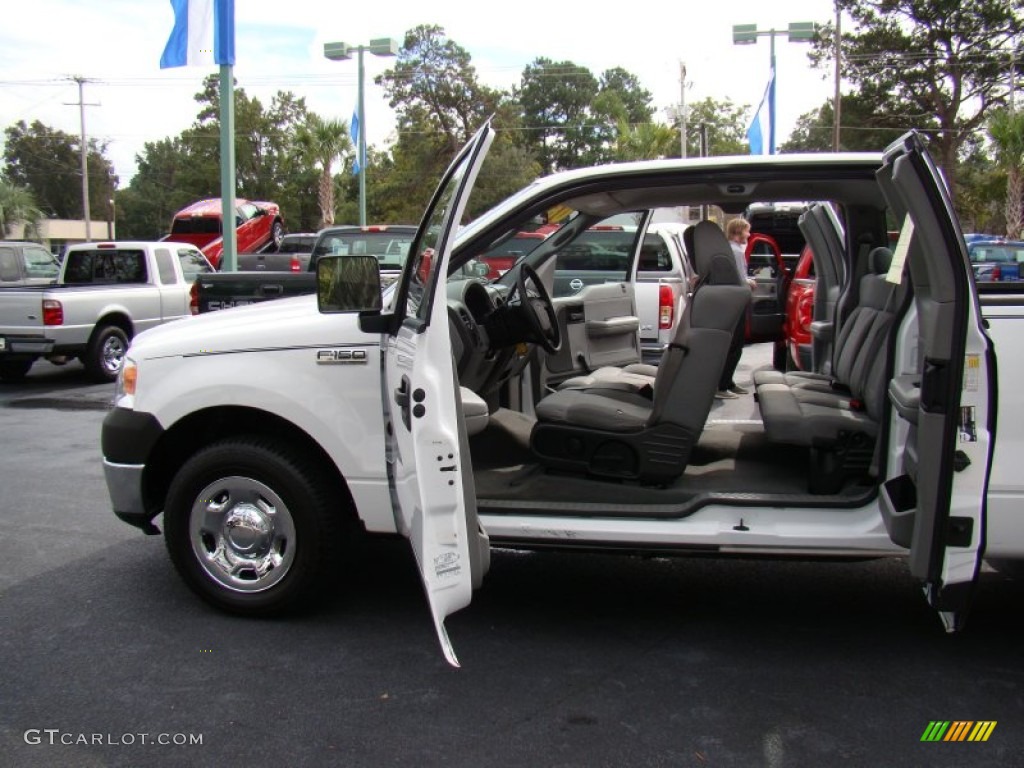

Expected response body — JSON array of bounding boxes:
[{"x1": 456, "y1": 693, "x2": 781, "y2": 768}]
[
  {"x1": 102, "y1": 125, "x2": 1019, "y2": 666},
  {"x1": 0, "y1": 241, "x2": 212, "y2": 382}
]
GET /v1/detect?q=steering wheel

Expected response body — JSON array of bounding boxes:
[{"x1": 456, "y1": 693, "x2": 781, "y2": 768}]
[{"x1": 508, "y1": 263, "x2": 562, "y2": 354}]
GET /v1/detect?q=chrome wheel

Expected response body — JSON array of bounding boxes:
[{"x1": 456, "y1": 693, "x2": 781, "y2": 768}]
[
  {"x1": 101, "y1": 333, "x2": 126, "y2": 375},
  {"x1": 189, "y1": 475, "x2": 297, "y2": 593}
]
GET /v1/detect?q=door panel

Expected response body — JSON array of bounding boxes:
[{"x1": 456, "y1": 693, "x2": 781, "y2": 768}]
[
  {"x1": 878, "y1": 132, "x2": 994, "y2": 628},
  {"x1": 543, "y1": 282, "x2": 640, "y2": 386}
]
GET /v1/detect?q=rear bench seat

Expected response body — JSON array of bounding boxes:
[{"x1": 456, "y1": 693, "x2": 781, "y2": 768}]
[{"x1": 756, "y1": 247, "x2": 906, "y2": 493}]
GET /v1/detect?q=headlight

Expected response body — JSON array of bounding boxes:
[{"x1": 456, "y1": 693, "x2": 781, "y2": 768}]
[{"x1": 115, "y1": 357, "x2": 137, "y2": 401}]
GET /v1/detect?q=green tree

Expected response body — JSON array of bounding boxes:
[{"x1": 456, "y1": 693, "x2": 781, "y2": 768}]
[
  {"x1": 613, "y1": 121, "x2": 679, "y2": 161},
  {"x1": 116, "y1": 137, "x2": 193, "y2": 239},
  {"x1": 376, "y1": 24, "x2": 501, "y2": 156},
  {"x1": 295, "y1": 115, "x2": 352, "y2": 227},
  {"x1": 987, "y1": 108, "x2": 1024, "y2": 239},
  {"x1": 120, "y1": 80, "x2": 325, "y2": 238},
  {"x1": 374, "y1": 26, "x2": 539, "y2": 223},
  {"x1": 516, "y1": 58, "x2": 601, "y2": 172},
  {"x1": 809, "y1": 0, "x2": 1023, "y2": 196},
  {"x1": 0, "y1": 178, "x2": 44, "y2": 238},
  {"x1": 683, "y1": 97, "x2": 750, "y2": 156},
  {"x1": 3, "y1": 119, "x2": 117, "y2": 220},
  {"x1": 780, "y1": 93, "x2": 911, "y2": 153}
]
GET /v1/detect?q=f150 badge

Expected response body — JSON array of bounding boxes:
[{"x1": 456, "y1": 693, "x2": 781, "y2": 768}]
[{"x1": 316, "y1": 348, "x2": 368, "y2": 364}]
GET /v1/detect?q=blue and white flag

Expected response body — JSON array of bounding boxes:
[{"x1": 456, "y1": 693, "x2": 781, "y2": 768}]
[
  {"x1": 746, "y1": 68, "x2": 775, "y2": 155},
  {"x1": 350, "y1": 109, "x2": 361, "y2": 176},
  {"x1": 160, "y1": 0, "x2": 235, "y2": 69}
]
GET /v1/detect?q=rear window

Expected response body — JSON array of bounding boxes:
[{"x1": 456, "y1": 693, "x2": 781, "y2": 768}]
[
  {"x1": 314, "y1": 231, "x2": 416, "y2": 270},
  {"x1": 637, "y1": 234, "x2": 673, "y2": 272},
  {"x1": 278, "y1": 236, "x2": 316, "y2": 254},
  {"x1": 171, "y1": 217, "x2": 221, "y2": 236},
  {"x1": 746, "y1": 207, "x2": 808, "y2": 255},
  {"x1": 63, "y1": 249, "x2": 147, "y2": 284}
]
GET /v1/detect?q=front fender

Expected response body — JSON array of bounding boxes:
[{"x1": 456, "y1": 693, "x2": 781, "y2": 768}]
[{"x1": 132, "y1": 342, "x2": 394, "y2": 531}]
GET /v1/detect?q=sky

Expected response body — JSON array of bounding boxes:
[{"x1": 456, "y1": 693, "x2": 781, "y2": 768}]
[{"x1": 0, "y1": 0, "x2": 840, "y2": 188}]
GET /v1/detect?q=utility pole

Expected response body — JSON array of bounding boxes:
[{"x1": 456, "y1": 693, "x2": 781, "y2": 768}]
[
  {"x1": 679, "y1": 61, "x2": 690, "y2": 224},
  {"x1": 65, "y1": 76, "x2": 99, "y2": 241},
  {"x1": 679, "y1": 61, "x2": 687, "y2": 159},
  {"x1": 833, "y1": 4, "x2": 842, "y2": 151}
]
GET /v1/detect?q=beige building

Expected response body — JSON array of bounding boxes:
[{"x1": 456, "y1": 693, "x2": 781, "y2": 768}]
[{"x1": 7, "y1": 218, "x2": 115, "y2": 256}]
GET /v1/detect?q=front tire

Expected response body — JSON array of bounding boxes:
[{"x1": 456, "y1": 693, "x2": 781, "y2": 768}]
[
  {"x1": 85, "y1": 325, "x2": 129, "y2": 382},
  {"x1": 164, "y1": 438, "x2": 343, "y2": 616},
  {"x1": 271, "y1": 220, "x2": 285, "y2": 251}
]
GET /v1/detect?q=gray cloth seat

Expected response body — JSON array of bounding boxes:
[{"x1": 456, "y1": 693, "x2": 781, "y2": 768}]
[
  {"x1": 756, "y1": 247, "x2": 906, "y2": 493},
  {"x1": 754, "y1": 246, "x2": 894, "y2": 392},
  {"x1": 530, "y1": 222, "x2": 750, "y2": 483}
]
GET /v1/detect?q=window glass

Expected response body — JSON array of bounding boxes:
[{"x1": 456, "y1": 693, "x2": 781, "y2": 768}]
[
  {"x1": 637, "y1": 234, "x2": 673, "y2": 272},
  {"x1": 63, "y1": 249, "x2": 147, "y2": 284},
  {"x1": 551, "y1": 219, "x2": 640, "y2": 297},
  {"x1": 315, "y1": 231, "x2": 416, "y2": 271},
  {"x1": 23, "y1": 247, "x2": 59, "y2": 278},
  {"x1": 0, "y1": 248, "x2": 19, "y2": 281},
  {"x1": 155, "y1": 248, "x2": 177, "y2": 284},
  {"x1": 171, "y1": 217, "x2": 221, "y2": 235},
  {"x1": 178, "y1": 249, "x2": 213, "y2": 281}
]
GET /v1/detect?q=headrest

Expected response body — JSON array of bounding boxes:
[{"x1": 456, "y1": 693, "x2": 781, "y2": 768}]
[
  {"x1": 870, "y1": 247, "x2": 893, "y2": 274},
  {"x1": 693, "y1": 221, "x2": 741, "y2": 284}
]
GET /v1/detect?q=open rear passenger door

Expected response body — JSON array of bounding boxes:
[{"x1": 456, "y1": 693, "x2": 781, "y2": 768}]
[
  {"x1": 878, "y1": 132, "x2": 996, "y2": 630},
  {"x1": 377, "y1": 123, "x2": 495, "y2": 665}
]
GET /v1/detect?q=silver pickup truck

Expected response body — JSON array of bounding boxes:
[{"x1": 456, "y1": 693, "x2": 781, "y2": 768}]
[{"x1": 0, "y1": 241, "x2": 212, "y2": 382}]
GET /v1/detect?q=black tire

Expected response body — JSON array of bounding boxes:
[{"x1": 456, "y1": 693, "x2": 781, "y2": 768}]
[
  {"x1": 271, "y1": 220, "x2": 285, "y2": 251},
  {"x1": 85, "y1": 325, "x2": 129, "y2": 382},
  {"x1": 164, "y1": 437, "x2": 344, "y2": 616},
  {"x1": 0, "y1": 359, "x2": 33, "y2": 382}
]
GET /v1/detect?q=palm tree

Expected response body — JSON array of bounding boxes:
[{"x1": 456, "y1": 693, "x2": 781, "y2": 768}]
[
  {"x1": 613, "y1": 120, "x2": 679, "y2": 162},
  {"x1": 295, "y1": 115, "x2": 352, "y2": 228},
  {"x1": 0, "y1": 178, "x2": 44, "y2": 238},
  {"x1": 987, "y1": 108, "x2": 1024, "y2": 240}
]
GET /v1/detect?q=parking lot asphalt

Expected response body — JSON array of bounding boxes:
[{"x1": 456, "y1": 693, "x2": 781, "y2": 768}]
[{"x1": 2, "y1": 350, "x2": 1022, "y2": 767}]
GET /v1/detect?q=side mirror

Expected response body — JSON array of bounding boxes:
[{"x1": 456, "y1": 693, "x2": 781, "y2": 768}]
[{"x1": 317, "y1": 254, "x2": 383, "y2": 313}]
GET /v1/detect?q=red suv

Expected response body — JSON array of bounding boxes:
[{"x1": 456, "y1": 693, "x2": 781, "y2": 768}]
[{"x1": 166, "y1": 198, "x2": 285, "y2": 269}]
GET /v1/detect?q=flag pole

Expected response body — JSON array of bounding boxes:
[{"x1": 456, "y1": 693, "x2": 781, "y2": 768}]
[{"x1": 219, "y1": 63, "x2": 237, "y2": 271}]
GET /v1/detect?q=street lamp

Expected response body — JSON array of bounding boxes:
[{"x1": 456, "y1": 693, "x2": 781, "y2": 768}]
[
  {"x1": 324, "y1": 37, "x2": 400, "y2": 227},
  {"x1": 733, "y1": 21, "x2": 816, "y2": 154}
]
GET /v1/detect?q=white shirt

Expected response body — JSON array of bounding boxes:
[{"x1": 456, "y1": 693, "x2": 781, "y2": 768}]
[{"x1": 730, "y1": 240, "x2": 747, "y2": 279}]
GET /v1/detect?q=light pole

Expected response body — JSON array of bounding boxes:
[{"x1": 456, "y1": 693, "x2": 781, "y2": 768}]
[
  {"x1": 732, "y1": 21, "x2": 816, "y2": 154},
  {"x1": 324, "y1": 38, "x2": 399, "y2": 227}
]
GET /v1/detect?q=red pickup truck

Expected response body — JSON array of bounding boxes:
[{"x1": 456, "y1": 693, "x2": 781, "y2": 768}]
[{"x1": 165, "y1": 198, "x2": 285, "y2": 269}]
